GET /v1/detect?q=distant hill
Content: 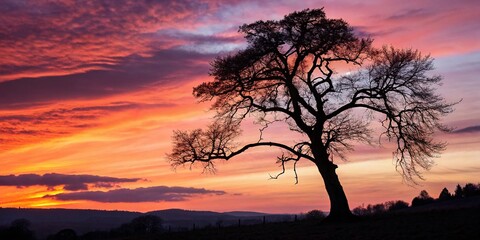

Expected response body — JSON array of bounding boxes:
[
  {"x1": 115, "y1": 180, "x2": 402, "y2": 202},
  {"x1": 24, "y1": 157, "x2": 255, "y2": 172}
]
[
  {"x1": 0, "y1": 207, "x2": 292, "y2": 239},
  {"x1": 0, "y1": 208, "x2": 141, "y2": 239},
  {"x1": 147, "y1": 208, "x2": 235, "y2": 220},
  {"x1": 146, "y1": 209, "x2": 292, "y2": 229},
  {"x1": 224, "y1": 211, "x2": 269, "y2": 217}
]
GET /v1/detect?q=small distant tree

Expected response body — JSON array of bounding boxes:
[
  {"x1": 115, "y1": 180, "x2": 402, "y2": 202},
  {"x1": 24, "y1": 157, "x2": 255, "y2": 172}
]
[
  {"x1": 114, "y1": 215, "x2": 163, "y2": 237},
  {"x1": 130, "y1": 215, "x2": 163, "y2": 235},
  {"x1": 462, "y1": 183, "x2": 480, "y2": 198},
  {"x1": 385, "y1": 200, "x2": 409, "y2": 211},
  {"x1": 411, "y1": 190, "x2": 434, "y2": 207},
  {"x1": 352, "y1": 202, "x2": 389, "y2": 216},
  {"x1": 454, "y1": 184, "x2": 464, "y2": 198},
  {"x1": 168, "y1": 8, "x2": 454, "y2": 221},
  {"x1": 371, "y1": 204, "x2": 386, "y2": 214},
  {"x1": 438, "y1": 187, "x2": 452, "y2": 201}
]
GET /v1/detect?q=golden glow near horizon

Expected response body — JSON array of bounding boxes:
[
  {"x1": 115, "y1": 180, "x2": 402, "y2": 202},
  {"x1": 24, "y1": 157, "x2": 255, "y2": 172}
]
[{"x1": 1, "y1": 1, "x2": 479, "y2": 213}]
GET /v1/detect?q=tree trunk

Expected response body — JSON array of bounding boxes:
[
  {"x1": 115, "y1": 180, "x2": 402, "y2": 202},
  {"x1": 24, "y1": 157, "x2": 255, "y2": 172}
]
[{"x1": 316, "y1": 160, "x2": 355, "y2": 222}]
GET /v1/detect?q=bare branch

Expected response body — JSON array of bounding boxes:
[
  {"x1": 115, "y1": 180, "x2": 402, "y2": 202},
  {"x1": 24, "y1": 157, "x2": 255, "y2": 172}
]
[
  {"x1": 167, "y1": 119, "x2": 314, "y2": 173},
  {"x1": 269, "y1": 152, "x2": 301, "y2": 184}
]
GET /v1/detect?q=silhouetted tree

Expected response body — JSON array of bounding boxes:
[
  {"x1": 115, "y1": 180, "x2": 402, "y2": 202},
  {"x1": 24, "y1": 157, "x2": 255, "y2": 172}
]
[
  {"x1": 412, "y1": 190, "x2": 435, "y2": 207},
  {"x1": 462, "y1": 183, "x2": 480, "y2": 198},
  {"x1": 454, "y1": 184, "x2": 464, "y2": 198},
  {"x1": 438, "y1": 187, "x2": 453, "y2": 201},
  {"x1": 108, "y1": 215, "x2": 163, "y2": 238},
  {"x1": 371, "y1": 203, "x2": 387, "y2": 214},
  {"x1": 352, "y1": 205, "x2": 368, "y2": 216},
  {"x1": 130, "y1": 215, "x2": 163, "y2": 235},
  {"x1": 385, "y1": 200, "x2": 409, "y2": 211},
  {"x1": 168, "y1": 8, "x2": 453, "y2": 221}
]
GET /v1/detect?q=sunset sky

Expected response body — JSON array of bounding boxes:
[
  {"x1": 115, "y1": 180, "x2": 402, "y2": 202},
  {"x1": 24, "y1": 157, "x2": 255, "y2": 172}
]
[{"x1": 1, "y1": 0, "x2": 479, "y2": 214}]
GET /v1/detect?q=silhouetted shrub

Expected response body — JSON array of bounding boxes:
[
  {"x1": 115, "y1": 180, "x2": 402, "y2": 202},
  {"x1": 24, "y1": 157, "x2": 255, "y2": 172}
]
[
  {"x1": 305, "y1": 210, "x2": 326, "y2": 220},
  {"x1": 411, "y1": 190, "x2": 435, "y2": 207}
]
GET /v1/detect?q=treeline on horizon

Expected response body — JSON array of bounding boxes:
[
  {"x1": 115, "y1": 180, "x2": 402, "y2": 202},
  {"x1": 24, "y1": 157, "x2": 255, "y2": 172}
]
[
  {"x1": 352, "y1": 182, "x2": 480, "y2": 216},
  {"x1": 1, "y1": 182, "x2": 479, "y2": 240}
]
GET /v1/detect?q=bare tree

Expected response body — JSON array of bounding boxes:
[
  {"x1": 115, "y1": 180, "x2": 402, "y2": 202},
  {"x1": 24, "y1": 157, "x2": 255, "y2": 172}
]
[{"x1": 167, "y1": 8, "x2": 453, "y2": 221}]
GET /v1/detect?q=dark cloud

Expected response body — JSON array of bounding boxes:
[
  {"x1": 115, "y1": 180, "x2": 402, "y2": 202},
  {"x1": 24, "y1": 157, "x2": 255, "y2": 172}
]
[
  {"x1": 0, "y1": 49, "x2": 212, "y2": 109},
  {"x1": 63, "y1": 183, "x2": 89, "y2": 191},
  {"x1": 44, "y1": 186, "x2": 226, "y2": 202},
  {"x1": 452, "y1": 125, "x2": 480, "y2": 134},
  {"x1": 93, "y1": 182, "x2": 119, "y2": 189},
  {"x1": 0, "y1": 173, "x2": 140, "y2": 191}
]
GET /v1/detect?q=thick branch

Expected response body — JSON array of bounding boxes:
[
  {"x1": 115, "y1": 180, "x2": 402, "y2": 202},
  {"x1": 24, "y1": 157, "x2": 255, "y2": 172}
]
[{"x1": 168, "y1": 123, "x2": 315, "y2": 172}]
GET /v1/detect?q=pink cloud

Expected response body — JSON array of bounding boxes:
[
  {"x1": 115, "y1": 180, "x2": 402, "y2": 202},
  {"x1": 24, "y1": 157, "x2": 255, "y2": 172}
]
[{"x1": 0, "y1": 0, "x2": 215, "y2": 81}]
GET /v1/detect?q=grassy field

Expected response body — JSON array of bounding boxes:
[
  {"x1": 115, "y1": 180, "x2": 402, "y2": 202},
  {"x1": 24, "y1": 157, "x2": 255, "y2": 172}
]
[{"x1": 126, "y1": 204, "x2": 480, "y2": 240}]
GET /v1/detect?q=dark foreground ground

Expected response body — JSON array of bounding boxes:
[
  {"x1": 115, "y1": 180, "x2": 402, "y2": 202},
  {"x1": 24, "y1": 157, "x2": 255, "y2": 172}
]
[{"x1": 126, "y1": 205, "x2": 480, "y2": 240}]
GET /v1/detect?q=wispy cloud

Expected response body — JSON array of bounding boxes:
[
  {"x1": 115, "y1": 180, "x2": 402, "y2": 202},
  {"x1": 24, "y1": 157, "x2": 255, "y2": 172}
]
[
  {"x1": 0, "y1": 173, "x2": 140, "y2": 191},
  {"x1": 0, "y1": 101, "x2": 173, "y2": 148},
  {"x1": 44, "y1": 186, "x2": 226, "y2": 202},
  {"x1": 453, "y1": 125, "x2": 480, "y2": 134},
  {"x1": 0, "y1": 0, "x2": 214, "y2": 82},
  {"x1": 386, "y1": 8, "x2": 430, "y2": 20},
  {"x1": 0, "y1": 49, "x2": 211, "y2": 109}
]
